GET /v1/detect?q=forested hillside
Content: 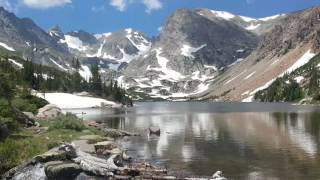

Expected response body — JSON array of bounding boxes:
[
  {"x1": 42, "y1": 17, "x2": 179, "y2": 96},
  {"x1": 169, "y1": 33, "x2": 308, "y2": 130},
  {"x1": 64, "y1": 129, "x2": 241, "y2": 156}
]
[{"x1": 254, "y1": 53, "x2": 320, "y2": 103}]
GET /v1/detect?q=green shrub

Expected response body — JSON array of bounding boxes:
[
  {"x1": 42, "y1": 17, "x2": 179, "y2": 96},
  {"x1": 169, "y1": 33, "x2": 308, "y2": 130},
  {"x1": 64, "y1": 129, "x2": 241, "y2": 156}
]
[
  {"x1": 0, "y1": 138, "x2": 44, "y2": 174},
  {"x1": 12, "y1": 98, "x2": 38, "y2": 114},
  {"x1": 49, "y1": 113, "x2": 85, "y2": 132}
]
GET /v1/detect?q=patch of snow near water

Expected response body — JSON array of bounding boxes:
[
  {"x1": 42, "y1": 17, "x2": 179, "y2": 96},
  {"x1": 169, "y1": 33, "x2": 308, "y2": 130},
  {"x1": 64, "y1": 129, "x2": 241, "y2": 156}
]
[
  {"x1": 181, "y1": 44, "x2": 207, "y2": 58},
  {"x1": 8, "y1": 59, "x2": 23, "y2": 68},
  {"x1": 36, "y1": 93, "x2": 116, "y2": 109},
  {"x1": 0, "y1": 42, "x2": 15, "y2": 51}
]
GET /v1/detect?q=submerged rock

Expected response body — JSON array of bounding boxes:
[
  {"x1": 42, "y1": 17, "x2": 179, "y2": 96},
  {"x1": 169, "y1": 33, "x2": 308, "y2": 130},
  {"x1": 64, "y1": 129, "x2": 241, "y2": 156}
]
[{"x1": 103, "y1": 128, "x2": 139, "y2": 138}]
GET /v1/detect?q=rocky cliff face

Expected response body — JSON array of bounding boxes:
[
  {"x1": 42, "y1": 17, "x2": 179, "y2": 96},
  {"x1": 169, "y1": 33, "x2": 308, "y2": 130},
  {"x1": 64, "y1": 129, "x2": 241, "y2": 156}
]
[
  {"x1": 120, "y1": 9, "x2": 259, "y2": 99},
  {"x1": 199, "y1": 7, "x2": 320, "y2": 102},
  {"x1": 0, "y1": 7, "x2": 72, "y2": 70}
]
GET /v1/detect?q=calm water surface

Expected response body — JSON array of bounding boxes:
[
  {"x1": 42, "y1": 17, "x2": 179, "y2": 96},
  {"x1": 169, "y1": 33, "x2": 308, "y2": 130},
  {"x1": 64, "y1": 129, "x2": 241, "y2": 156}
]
[{"x1": 66, "y1": 102, "x2": 320, "y2": 180}]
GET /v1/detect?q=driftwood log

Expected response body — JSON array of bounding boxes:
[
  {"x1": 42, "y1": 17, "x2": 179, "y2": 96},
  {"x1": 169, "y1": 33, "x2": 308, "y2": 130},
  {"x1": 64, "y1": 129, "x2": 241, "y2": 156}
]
[{"x1": 3, "y1": 144, "x2": 227, "y2": 180}]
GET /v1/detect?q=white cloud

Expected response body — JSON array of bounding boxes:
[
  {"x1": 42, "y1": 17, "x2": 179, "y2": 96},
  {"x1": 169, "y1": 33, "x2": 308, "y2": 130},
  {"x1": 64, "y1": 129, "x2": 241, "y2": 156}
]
[
  {"x1": 0, "y1": 0, "x2": 14, "y2": 12},
  {"x1": 22, "y1": 0, "x2": 72, "y2": 9},
  {"x1": 110, "y1": 0, "x2": 127, "y2": 12},
  {"x1": 109, "y1": 0, "x2": 162, "y2": 13},
  {"x1": 143, "y1": 0, "x2": 162, "y2": 13}
]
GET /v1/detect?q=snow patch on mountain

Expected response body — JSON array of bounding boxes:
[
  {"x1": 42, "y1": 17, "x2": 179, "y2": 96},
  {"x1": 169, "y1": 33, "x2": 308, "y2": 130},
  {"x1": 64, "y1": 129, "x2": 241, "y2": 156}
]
[
  {"x1": 0, "y1": 42, "x2": 15, "y2": 51},
  {"x1": 94, "y1": 32, "x2": 112, "y2": 39},
  {"x1": 50, "y1": 58, "x2": 68, "y2": 72},
  {"x1": 9, "y1": 59, "x2": 23, "y2": 68},
  {"x1": 244, "y1": 71, "x2": 256, "y2": 80},
  {"x1": 295, "y1": 76, "x2": 304, "y2": 83},
  {"x1": 181, "y1": 44, "x2": 207, "y2": 58},
  {"x1": 239, "y1": 16, "x2": 257, "y2": 22},
  {"x1": 125, "y1": 29, "x2": 151, "y2": 58},
  {"x1": 246, "y1": 23, "x2": 261, "y2": 30},
  {"x1": 79, "y1": 65, "x2": 92, "y2": 81},
  {"x1": 153, "y1": 48, "x2": 185, "y2": 81},
  {"x1": 259, "y1": 14, "x2": 286, "y2": 21},
  {"x1": 210, "y1": 10, "x2": 235, "y2": 20},
  {"x1": 60, "y1": 35, "x2": 88, "y2": 52}
]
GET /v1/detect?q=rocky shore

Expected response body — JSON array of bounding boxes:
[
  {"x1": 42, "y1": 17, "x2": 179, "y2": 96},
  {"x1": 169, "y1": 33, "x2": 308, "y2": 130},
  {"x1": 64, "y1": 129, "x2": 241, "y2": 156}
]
[{"x1": 2, "y1": 124, "x2": 227, "y2": 180}]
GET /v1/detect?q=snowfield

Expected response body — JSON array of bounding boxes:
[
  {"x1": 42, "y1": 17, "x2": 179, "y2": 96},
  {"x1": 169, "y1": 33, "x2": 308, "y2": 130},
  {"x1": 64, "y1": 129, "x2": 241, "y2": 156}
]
[
  {"x1": 60, "y1": 35, "x2": 88, "y2": 52},
  {"x1": 0, "y1": 42, "x2": 15, "y2": 51},
  {"x1": 50, "y1": 58, "x2": 68, "y2": 72},
  {"x1": 36, "y1": 93, "x2": 118, "y2": 109},
  {"x1": 246, "y1": 23, "x2": 261, "y2": 30},
  {"x1": 79, "y1": 65, "x2": 92, "y2": 81},
  {"x1": 210, "y1": 10, "x2": 235, "y2": 20},
  {"x1": 8, "y1": 59, "x2": 23, "y2": 68},
  {"x1": 181, "y1": 44, "x2": 207, "y2": 58}
]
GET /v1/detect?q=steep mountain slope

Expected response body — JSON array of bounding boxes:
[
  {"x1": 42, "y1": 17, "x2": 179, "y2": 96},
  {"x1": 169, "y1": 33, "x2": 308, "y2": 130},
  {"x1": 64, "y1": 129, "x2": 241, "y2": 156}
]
[
  {"x1": 254, "y1": 53, "x2": 320, "y2": 103},
  {"x1": 0, "y1": 7, "x2": 73, "y2": 70},
  {"x1": 199, "y1": 7, "x2": 320, "y2": 102},
  {"x1": 54, "y1": 28, "x2": 152, "y2": 72},
  {"x1": 120, "y1": 9, "x2": 259, "y2": 99},
  {"x1": 195, "y1": 9, "x2": 287, "y2": 35}
]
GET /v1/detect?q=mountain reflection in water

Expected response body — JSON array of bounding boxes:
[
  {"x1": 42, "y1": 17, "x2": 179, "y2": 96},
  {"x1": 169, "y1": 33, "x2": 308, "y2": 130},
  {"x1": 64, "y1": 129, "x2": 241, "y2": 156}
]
[{"x1": 66, "y1": 102, "x2": 320, "y2": 180}]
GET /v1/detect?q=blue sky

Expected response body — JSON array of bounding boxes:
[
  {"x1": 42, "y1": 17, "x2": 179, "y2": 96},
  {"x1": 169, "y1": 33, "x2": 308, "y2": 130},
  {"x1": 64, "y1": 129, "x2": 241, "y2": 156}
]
[{"x1": 2, "y1": 0, "x2": 320, "y2": 36}]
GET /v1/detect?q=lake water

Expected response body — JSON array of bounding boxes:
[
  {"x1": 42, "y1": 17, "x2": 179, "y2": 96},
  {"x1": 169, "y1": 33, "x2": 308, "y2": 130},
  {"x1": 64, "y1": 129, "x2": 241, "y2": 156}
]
[{"x1": 66, "y1": 102, "x2": 320, "y2": 180}]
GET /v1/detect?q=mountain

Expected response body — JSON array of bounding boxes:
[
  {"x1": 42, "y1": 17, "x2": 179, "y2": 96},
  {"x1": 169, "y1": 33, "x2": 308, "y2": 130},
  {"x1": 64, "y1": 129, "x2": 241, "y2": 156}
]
[
  {"x1": 254, "y1": 53, "x2": 320, "y2": 103},
  {"x1": 198, "y1": 7, "x2": 320, "y2": 102},
  {"x1": 195, "y1": 9, "x2": 287, "y2": 35},
  {"x1": 0, "y1": 7, "x2": 73, "y2": 70},
  {"x1": 120, "y1": 9, "x2": 259, "y2": 99},
  {"x1": 52, "y1": 28, "x2": 152, "y2": 72},
  {"x1": 1, "y1": 5, "x2": 319, "y2": 102}
]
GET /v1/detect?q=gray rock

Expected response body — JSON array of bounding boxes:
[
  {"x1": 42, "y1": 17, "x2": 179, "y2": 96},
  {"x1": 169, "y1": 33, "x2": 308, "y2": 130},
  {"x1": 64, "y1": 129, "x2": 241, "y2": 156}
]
[
  {"x1": 44, "y1": 161, "x2": 82, "y2": 179},
  {"x1": 36, "y1": 104, "x2": 62, "y2": 120}
]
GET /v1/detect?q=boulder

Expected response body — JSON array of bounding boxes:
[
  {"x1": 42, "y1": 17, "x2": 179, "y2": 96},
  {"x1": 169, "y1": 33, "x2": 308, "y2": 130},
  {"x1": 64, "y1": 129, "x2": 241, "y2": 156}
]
[
  {"x1": 102, "y1": 148, "x2": 122, "y2": 156},
  {"x1": 94, "y1": 141, "x2": 116, "y2": 153},
  {"x1": 44, "y1": 161, "x2": 82, "y2": 179},
  {"x1": 36, "y1": 104, "x2": 62, "y2": 120},
  {"x1": 103, "y1": 128, "x2": 139, "y2": 138}
]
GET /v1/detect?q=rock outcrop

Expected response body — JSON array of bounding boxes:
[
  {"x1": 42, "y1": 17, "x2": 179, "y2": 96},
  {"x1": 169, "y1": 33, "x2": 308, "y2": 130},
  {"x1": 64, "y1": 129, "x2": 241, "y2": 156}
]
[{"x1": 36, "y1": 104, "x2": 62, "y2": 120}]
